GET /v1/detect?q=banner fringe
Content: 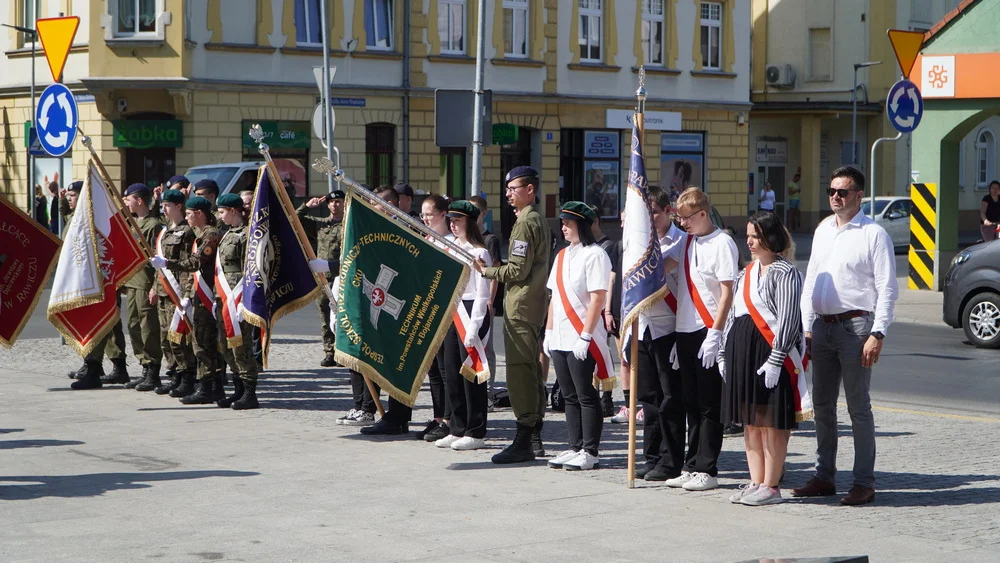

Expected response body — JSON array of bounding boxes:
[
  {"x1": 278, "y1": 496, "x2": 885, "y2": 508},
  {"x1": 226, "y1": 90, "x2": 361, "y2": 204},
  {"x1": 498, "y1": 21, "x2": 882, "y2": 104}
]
[
  {"x1": 620, "y1": 284, "x2": 669, "y2": 333},
  {"x1": 796, "y1": 408, "x2": 814, "y2": 423}
]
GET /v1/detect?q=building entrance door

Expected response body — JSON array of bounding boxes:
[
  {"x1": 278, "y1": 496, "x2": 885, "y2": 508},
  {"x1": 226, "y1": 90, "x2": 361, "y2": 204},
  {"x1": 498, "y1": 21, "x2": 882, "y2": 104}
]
[{"x1": 124, "y1": 147, "x2": 176, "y2": 189}]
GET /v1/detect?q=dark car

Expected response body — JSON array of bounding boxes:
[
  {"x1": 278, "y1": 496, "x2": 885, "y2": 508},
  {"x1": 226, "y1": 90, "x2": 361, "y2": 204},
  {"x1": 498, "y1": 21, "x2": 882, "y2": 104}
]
[{"x1": 943, "y1": 240, "x2": 1000, "y2": 348}]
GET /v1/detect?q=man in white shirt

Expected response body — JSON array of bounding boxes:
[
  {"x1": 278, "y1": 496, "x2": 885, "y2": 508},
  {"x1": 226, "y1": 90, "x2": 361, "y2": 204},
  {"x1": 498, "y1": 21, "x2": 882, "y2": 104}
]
[{"x1": 794, "y1": 166, "x2": 898, "y2": 506}]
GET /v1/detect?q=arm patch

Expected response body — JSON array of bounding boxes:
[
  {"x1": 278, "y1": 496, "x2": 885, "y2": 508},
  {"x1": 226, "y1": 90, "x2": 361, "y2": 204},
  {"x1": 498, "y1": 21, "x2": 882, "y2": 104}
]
[{"x1": 511, "y1": 239, "x2": 528, "y2": 258}]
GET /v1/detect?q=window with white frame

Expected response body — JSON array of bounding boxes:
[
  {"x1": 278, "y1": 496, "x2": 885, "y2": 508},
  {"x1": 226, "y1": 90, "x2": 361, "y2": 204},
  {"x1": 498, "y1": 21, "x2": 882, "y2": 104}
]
[
  {"x1": 365, "y1": 0, "x2": 394, "y2": 50},
  {"x1": 295, "y1": 0, "x2": 323, "y2": 46},
  {"x1": 117, "y1": 0, "x2": 158, "y2": 35},
  {"x1": 503, "y1": 0, "x2": 528, "y2": 58},
  {"x1": 579, "y1": 0, "x2": 602, "y2": 62},
  {"x1": 438, "y1": 0, "x2": 465, "y2": 54},
  {"x1": 700, "y1": 2, "x2": 722, "y2": 70},
  {"x1": 21, "y1": 0, "x2": 40, "y2": 29},
  {"x1": 641, "y1": 0, "x2": 664, "y2": 66},
  {"x1": 977, "y1": 129, "x2": 995, "y2": 188}
]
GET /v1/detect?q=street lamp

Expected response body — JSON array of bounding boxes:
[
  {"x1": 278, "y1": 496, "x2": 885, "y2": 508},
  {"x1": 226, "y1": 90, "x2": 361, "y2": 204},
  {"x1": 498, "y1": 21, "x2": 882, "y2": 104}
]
[
  {"x1": 2, "y1": 22, "x2": 37, "y2": 215},
  {"x1": 852, "y1": 61, "x2": 882, "y2": 169}
]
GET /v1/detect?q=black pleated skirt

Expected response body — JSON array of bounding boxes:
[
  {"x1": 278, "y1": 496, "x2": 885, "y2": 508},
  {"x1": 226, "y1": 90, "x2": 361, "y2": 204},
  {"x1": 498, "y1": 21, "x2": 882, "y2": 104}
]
[{"x1": 723, "y1": 315, "x2": 799, "y2": 430}]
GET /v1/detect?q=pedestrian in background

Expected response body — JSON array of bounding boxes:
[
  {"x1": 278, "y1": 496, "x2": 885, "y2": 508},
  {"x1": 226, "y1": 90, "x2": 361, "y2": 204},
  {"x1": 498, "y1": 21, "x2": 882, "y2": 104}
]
[
  {"x1": 759, "y1": 181, "x2": 776, "y2": 212},
  {"x1": 980, "y1": 180, "x2": 1000, "y2": 241},
  {"x1": 795, "y1": 166, "x2": 898, "y2": 506}
]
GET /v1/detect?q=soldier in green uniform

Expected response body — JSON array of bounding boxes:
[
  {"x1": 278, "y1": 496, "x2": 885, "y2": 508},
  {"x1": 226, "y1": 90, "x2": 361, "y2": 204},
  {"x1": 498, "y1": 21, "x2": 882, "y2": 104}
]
[
  {"x1": 297, "y1": 190, "x2": 345, "y2": 367},
  {"x1": 149, "y1": 190, "x2": 198, "y2": 396},
  {"x1": 193, "y1": 178, "x2": 220, "y2": 208},
  {"x1": 120, "y1": 183, "x2": 166, "y2": 391},
  {"x1": 475, "y1": 166, "x2": 552, "y2": 463},
  {"x1": 213, "y1": 194, "x2": 261, "y2": 409}
]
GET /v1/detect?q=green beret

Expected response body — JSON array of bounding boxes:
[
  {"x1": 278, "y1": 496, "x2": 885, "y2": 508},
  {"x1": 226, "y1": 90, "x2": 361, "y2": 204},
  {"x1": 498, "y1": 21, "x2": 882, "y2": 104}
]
[
  {"x1": 446, "y1": 200, "x2": 480, "y2": 220},
  {"x1": 161, "y1": 189, "x2": 186, "y2": 204},
  {"x1": 185, "y1": 196, "x2": 213, "y2": 214},
  {"x1": 216, "y1": 193, "x2": 244, "y2": 209},
  {"x1": 559, "y1": 201, "x2": 596, "y2": 223}
]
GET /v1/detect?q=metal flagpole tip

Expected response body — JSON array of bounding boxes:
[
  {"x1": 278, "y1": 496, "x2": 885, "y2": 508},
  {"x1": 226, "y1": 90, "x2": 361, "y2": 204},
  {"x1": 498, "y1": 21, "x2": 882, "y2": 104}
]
[
  {"x1": 636, "y1": 66, "x2": 647, "y2": 101},
  {"x1": 249, "y1": 123, "x2": 270, "y2": 156},
  {"x1": 311, "y1": 157, "x2": 334, "y2": 175}
]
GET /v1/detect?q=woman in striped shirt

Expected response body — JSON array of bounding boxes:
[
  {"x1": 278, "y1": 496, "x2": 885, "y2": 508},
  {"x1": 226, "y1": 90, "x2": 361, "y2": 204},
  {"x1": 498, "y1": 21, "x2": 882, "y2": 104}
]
[{"x1": 722, "y1": 211, "x2": 811, "y2": 506}]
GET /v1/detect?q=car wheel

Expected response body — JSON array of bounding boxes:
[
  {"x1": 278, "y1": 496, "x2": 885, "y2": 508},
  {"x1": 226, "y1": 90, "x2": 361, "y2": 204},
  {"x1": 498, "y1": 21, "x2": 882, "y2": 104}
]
[{"x1": 962, "y1": 293, "x2": 1000, "y2": 349}]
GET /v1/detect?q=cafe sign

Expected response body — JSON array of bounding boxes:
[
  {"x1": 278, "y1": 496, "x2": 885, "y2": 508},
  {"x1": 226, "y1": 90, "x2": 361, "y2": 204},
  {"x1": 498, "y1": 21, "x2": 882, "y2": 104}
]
[
  {"x1": 241, "y1": 120, "x2": 311, "y2": 150},
  {"x1": 112, "y1": 120, "x2": 184, "y2": 148}
]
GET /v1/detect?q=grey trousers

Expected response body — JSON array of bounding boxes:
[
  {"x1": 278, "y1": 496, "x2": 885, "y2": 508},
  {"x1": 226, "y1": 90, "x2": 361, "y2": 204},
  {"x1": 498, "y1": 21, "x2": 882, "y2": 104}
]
[{"x1": 810, "y1": 314, "x2": 877, "y2": 488}]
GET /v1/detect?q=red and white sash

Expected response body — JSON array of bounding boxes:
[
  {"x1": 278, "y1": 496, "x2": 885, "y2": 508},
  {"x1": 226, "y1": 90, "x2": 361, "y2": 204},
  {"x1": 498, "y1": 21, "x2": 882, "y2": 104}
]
[
  {"x1": 215, "y1": 251, "x2": 244, "y2": 348},
  {"x1": 192, "y1": 239, "x2": 215, "y2": 315},
  {"x1": 156, "y1": 229, "x2": 192, "y2": 344},
  {"x1": 453, "y1": 302, "x2": 490, "y2": 384},
  {"x1": 683, "y1": 235, "x2": 717, "y2": 329},
  {"x1": 555, "y1": 248, "x2": 615, "y2": 391},
  {"x1": 739, "y1": 261, "x2": 813, "y2": 421}
]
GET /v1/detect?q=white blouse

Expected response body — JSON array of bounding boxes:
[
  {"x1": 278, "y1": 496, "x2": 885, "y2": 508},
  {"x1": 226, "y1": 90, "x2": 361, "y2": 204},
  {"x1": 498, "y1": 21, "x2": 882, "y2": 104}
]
[{"x1": 545, "y1": 243, "x2": 612, "y2": 351}]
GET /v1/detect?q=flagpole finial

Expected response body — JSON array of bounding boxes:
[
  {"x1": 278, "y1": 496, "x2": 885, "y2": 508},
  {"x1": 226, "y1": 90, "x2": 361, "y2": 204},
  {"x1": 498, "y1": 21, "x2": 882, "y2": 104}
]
[
  {"x1": 636, "y1": 66, "x2": 647, "y2": 101},
  {"x1": 249, "y1": 124, "x2": 272, "y2": 163}
]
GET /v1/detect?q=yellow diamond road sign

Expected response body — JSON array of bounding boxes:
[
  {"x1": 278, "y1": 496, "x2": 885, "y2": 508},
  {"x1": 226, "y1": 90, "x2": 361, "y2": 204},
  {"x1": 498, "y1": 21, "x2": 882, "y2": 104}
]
[{"x1": 35, "y1": 16, "x2": 80, "y2": 83}]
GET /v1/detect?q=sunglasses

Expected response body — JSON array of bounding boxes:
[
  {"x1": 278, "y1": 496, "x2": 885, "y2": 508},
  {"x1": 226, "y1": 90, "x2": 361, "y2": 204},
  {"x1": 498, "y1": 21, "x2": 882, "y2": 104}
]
[{"x1": 826, "y1": 187, "x2": 857, "y2": 198}]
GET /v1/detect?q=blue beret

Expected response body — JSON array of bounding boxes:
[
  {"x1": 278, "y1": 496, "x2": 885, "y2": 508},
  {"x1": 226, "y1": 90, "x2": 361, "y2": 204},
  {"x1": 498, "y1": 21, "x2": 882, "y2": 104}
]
[
  {"x1": 166, "y1": 175, "x2": 190, "y2": 189},
  {"x1": 216, "y1": 193, "x2": 244, "y2": 209},
  {"x1": 68, "y1": 181, "x2": 83, "y2": 192},
  {"x1": 194, "y1": 179, "x2": 220, "y2": 195},
  {"x1": 161, "y1": 189, "x2": 186, "y2": 204},
  {"x1": 505, "y1": 166, "x2": 538, "y2": 186},
  {"x1": 185, "y1": 196, "x2": 213, "y2": 213},
  {"x1": 124, "y1": 183, "x2": 150, "y2": 197}
]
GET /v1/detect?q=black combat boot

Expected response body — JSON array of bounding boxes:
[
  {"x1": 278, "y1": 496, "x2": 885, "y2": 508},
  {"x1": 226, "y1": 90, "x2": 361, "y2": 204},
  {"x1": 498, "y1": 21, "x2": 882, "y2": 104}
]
[
  {"x1": 179, "y1": 377, "x2": 215, "y2": 405},
  {"x1": 169, "y1": 371, "x2": 196, "y2": 398},
  {"x1": 125, "y1": 365, "x2": 147, "y2": 389},
  {"x1": 217, "y1": 374, "x2": 245, "y2": 408},
  {"x1": 212, "y1": 372, "x2": 227, "y2": 402},
  {"x1": 531, "y1": 419, "x2": 546, "y2": 457},
  {"x1": 135, "y1": 364, "x2": 161, "y2": 392},
  {"x1": 70, "y1": 361, "x2": 104, "y2": 390},
  {"x1": 320, "y1": 352, "x2": 338, "y2": 367},
  {"x1": 68, "y1": 362, "x2": 87, "y2": 379},
  {"x1": 232, "y1": 379, "x2": 259, "y2": 410},
  {"x1": 101, "y1": 358, "x2": 130, "y2": 385},
  {"x1": 165, "y1": 364, "x2": 177, "y2": 377},
  {"x1": 491, "y1": 423, "x2": 536, "y2": 464},
  {"x1": 155, "y1": 370, "x2": 182, "y2": 395}
]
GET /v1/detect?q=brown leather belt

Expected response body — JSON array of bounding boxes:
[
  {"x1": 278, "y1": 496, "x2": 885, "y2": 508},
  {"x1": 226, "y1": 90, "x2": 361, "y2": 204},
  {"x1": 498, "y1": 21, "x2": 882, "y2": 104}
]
[{"x1": 821, "y1": 310, "x2": 871, "y2": 323}]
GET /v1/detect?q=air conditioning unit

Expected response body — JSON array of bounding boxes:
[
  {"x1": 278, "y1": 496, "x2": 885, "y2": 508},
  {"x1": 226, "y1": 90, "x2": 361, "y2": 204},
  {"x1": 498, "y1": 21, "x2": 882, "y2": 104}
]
[{"x1": 765, "y1": 64, "x2": 796, "y2": 88}]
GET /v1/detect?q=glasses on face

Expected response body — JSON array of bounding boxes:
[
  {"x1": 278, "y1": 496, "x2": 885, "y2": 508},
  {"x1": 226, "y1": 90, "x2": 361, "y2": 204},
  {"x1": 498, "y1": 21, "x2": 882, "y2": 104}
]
[
  {"x1": 505, "y1": 184, "x2": 527, "y2": 194},
  {"x1": 677, "y1": 209, "x2": 704, "y2": 221},
  {"x1": 826, "y1": 187, "x2": 857, "y2": 198}
]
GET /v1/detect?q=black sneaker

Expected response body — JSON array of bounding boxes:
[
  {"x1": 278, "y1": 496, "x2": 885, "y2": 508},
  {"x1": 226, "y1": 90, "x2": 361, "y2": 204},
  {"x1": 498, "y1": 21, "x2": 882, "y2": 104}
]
[
  {"x1": 723, "y1": 423, "x2": 744, "y2": 438},
  {"x1": 423, "y1": 422, "x2": 450, "y2": 443},
  {"x1": 360, "y1": 419, "x2": 408, "y2": 436},
  {"x1": 644, "y1": 466, "x2": 673, "y2": 481},
  {"x1": 415, "y1": 420, "x2": 440, "y2": 441}
]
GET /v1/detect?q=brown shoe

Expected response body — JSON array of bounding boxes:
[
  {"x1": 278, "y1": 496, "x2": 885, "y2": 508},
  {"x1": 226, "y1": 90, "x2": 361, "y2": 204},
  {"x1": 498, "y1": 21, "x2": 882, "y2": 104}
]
[
  {"x1": 791, "y1": 477, "x2": 836, "y2": 497},
  {"x1": 840, "y1": 485, "x2": 875, "y2": 506}
]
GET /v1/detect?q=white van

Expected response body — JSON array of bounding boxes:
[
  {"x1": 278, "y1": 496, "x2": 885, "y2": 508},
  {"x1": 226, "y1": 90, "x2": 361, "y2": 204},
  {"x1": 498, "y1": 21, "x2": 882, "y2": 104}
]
[{"x1": 184, "y1": 162, "x2": 265, "y2": 197}]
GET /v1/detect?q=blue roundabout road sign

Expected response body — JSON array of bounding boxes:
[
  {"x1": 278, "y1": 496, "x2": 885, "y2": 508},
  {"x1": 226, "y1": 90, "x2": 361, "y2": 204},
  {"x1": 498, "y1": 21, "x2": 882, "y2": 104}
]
[{"x1": 35, "y1": 83, "x2": 79, "y2": 156}]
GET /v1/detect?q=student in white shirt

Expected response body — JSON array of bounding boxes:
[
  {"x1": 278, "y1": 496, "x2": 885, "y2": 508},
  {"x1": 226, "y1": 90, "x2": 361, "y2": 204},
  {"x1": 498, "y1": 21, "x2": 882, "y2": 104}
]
[
  {"x1": 543, "y1": 202, "x2": 612, "y2": 471},
  {"x1": 416, "y1": 194, "x2": 453, "y2": 443},
  {"x1": 794, "y1": 166, "x2": 898, "y2": 507},
  {"x1": 434, "y1": 201, "x2": 493, "y2": 451},
  {"x1": 663, "y1": 187, "x2": 739, "y2": 492}
]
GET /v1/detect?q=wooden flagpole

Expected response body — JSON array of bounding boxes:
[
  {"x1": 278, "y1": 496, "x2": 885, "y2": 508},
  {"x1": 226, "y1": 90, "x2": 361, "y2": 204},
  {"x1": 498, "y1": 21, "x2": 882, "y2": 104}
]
[{"x1": 627, "y1": 320, "x2": 640, "y2": 488}]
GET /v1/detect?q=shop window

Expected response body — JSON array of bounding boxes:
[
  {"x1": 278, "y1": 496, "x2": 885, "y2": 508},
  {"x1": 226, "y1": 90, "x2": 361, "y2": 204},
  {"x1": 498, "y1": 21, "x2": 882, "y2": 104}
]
[
  {"x1": 295, "y1": 0, "x2": 323, "y2": 46},
  {"x1": 364, "y1": 0, "x2": 393, "y2": 50},
  {"x1": 503, "y1": 0, "x2": 529, "y2": 58},
  {"x1": 977, "y1": 129, "x2": 995, "y2": 189},
  {"x1": 439, "y1": 0, "x2": 465, "y2": 54},
  {"x1": 583, "y1": 130, "x2": 620, "y2": 219},
  {"x1": 808, "y1": 28, "x2": 832, "y2": 81},
  {"x1": 366, "y1": 123, "x2": 396, "y2": 188},
  {"x1": 661, "y1": 132, "x2": 706, "y2": 203},
  {"x1": 440, "y1": 147, "x2": 467, "y2": 200},
  {"x1": 578, "y1": 0, "x2": 602, "y2": 63},
  {"x1": 699, "y1": 2, "x2": 722, "y2": 70},
  {"x1": 641, "y1": 0, "x2": 664, "y2": 66}
]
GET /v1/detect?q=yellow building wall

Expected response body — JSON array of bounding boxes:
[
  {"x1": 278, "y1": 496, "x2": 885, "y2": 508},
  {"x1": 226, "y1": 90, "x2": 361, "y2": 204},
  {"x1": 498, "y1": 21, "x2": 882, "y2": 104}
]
[{"x1": 88, "y1": 0, "x2": 187, "y2": 79}]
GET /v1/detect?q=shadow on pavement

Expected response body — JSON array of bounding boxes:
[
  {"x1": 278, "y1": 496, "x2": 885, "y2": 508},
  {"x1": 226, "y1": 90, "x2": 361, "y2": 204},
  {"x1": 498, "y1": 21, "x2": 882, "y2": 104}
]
[
  {"x1": 0, "y1": 470, "x2": 258, "y2": 500},
  {"x1": 0, "y1": 439, "x2": 85, "y2": 450},
  {"x1": 0, "y1": 428, "x2": 25, "y2": 434}
]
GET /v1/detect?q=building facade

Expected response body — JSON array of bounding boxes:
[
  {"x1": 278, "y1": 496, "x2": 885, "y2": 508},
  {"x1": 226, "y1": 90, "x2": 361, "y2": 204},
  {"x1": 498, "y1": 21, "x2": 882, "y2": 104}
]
[{"x1": 2, "y1": 0, "x2": 751, "y2": 238}]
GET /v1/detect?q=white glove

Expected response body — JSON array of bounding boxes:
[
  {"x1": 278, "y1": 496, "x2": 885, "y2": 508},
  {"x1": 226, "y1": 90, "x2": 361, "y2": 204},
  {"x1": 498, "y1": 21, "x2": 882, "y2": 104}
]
[
  {"x1": 572, "y1": 332, "x2": 592, "y2": 361},
  {"x1": 757, "y1": 362, "x2": 782, "y2": 389},
  {"x1": 669, "y1": 343, "x2": 680, "y2": 370},
  {"x1": 309, "y1": 259, "x2": 330, "y2": 274},
  {"x1": 543, "y1": 329, "x2": 553, "y2": 358},
  {"x1": 180, "y1": 297, "x2": 191, "y2": 310},
  {"x1": 463, "y1": 330, "x2": 477, "y2": 349},
  {"x1": 150, "y1": 255, "x2": 167, "y2": 269},
  {"x1": 236, "y1": 303, "x2": 245, "y2": 323},
  {"x1": 697, "y1": 328, "x2": 722, "y2": 370},
  {"x1": 718, "y1": 355, "x2": 727, "y2": 383}
]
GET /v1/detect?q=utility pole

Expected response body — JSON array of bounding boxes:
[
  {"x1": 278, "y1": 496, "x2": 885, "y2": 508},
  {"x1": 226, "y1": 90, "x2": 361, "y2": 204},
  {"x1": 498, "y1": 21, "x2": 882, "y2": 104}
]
[
  {"x1": 3, "y1": 23, "x2": 37, "y2": 214},
  {"x1": 319, "y1": 0, "x2": 334, "y2": 195},
  {"x1": 470, "y1": 0, "x2": 487, "y2": 196},
  {"x1": 852, "y1": 61, "x2": 881, "y2": 168}
]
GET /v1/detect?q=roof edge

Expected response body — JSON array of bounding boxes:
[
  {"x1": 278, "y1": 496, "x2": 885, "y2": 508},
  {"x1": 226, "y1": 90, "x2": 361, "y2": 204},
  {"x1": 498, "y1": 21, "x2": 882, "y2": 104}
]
[{"x1": 923, "y1": 0, "x2": 980, "y2": 45}]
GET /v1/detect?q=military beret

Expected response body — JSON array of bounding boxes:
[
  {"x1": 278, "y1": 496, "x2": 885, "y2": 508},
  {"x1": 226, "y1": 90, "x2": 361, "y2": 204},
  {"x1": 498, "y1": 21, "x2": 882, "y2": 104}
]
[
  {"x1": 559, "y1": 201, "x2": 597, "y2": 224},
  {"x1": 505, "y1": 165, "x2": 538, "y2": 186},
  {"x1": 446, "y1": 200, "x2": 480, "y2": 220},
  {"x1": 216, "y1": 193, "x2": 244, "y2": 209},
  {"x1": 393, "y1": 183, "x2": 414, "y2": 197},
  {"x1": 161, "y1": 189, "x2": 186, "y2": 204},
  {"x1": 68, "y1": 181, "x2": 83, "y2": 192},
  {"x1": 193, "y1": 178, "x2": 220, "y2": 195},
  {"x1": 329, "y1": 190, "x2": 346, "y2": 200},
  {"x1": 124, "y1": 183, "x2": 150, "y2": 197},
  {"x1": 185, "y1": 196, "x2": 213, "y2": 213},
  {"x1": 166, "y1": 175, "x2": 190, "y2": 189}
]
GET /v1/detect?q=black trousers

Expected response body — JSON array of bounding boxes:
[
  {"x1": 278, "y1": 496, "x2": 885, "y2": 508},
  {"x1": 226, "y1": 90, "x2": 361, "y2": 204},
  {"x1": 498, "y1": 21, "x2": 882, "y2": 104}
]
[
  {"x1": 550, "y1": 350, "x2": 602, "y2": 455},
  {"x1": 356, "y1": 372, "x2": 412, "y2": 424},
  {"x1": 350, "y1": 370, "x2": 378, "y2": 414},
  {"x1": 441, "y1": 324, "x2": 488, "y2": 439},
  {"x1": 627, "y1": 330, "x2": 675, "y2": 468},
  {"x1": 428, "y1": 353, "x2": 450, "y2": 421},
  {"x1": 672, "y1": 329, "x2": 724, "y2": 477}
]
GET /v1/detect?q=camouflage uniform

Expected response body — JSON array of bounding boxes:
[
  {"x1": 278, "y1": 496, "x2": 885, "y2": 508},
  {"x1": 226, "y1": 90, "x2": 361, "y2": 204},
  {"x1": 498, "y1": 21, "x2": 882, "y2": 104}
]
[
  {"x1": 156, "y1": 221, "x2": 197, "y2": 374},
  {"x1": 215, "y1": 223, "x2": 259, "y2": 382},
  {"x1": 172, "y1": 224, "x2": 222, "y2": 381},
  {"x1": 297, "y1": 204, "x2": 343, "y2": 357}
]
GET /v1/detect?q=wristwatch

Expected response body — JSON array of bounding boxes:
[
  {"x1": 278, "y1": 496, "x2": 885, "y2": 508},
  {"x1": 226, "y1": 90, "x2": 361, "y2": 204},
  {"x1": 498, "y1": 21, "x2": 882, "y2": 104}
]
[{"x1": 870, "y1": 331, "x2": 885, "y2": 340}]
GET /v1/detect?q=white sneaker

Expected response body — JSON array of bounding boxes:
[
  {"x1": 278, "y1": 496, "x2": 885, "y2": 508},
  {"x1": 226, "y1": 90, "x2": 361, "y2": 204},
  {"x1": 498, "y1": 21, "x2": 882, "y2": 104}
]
[
  {"x1": 435, "y1": 434, "x2": 461, "y2": 448},
  {"x1": 664, "y1": 471, "x2": 694, "y2": 488},
  {"x1": 682, "y1": 472, "x2": 719, "y2": 491},
  {"x1": 610, "y1": 406, "x2": 629, "y2": 424},
  {"x1": 342, "y1": 411, "x2": 375, "y2": 426},
  {"x1": 729, "y1": 482, "x2": 759, "y2": 503},
  {"x1": 548, "y1": 449, "x2": 580, "y2": 469},
  {"x1": 450, "y1": 436, "x2": 486, "y2": 450},
  {"x1": 563, "y1": 451, "x2": 600, "y2": 471},
  {"x1": 740, "y1": 485, "x2": 785, "y2": 506},
  {"x1": 336, "y1": 409, "x2": 359, "y2": 425}
]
